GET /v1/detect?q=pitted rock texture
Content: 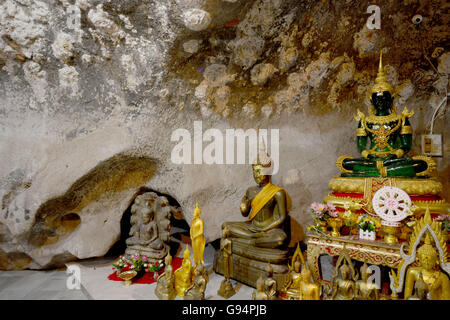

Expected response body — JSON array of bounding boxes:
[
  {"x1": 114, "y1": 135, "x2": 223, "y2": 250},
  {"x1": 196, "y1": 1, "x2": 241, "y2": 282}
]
[{"x1": 0, "y1": 0, "x2": 448, "y2": 269}]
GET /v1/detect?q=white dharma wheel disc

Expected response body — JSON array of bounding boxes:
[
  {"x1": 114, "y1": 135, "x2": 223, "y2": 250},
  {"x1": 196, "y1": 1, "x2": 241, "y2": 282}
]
[{"x1": 372, "y1": 186, "x2": 411, "y2": 223}]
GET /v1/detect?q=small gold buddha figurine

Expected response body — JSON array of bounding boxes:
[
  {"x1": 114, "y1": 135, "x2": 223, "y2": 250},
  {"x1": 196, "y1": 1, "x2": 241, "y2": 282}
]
[
  {"x1": 331, "y1": 262, "x2": 356, "y2": 300},
  {"x1": 155, "y1": 253, "x2": 176, "y2": 300},
  {"x1": 174, "y1": 246, "x2": 193, "y2": 297},
  {"x1": 190, "y1": 202, "x2": 206, "y2": 267},
  {"x1": 300, "y1": 267, "x2": 320, "y2": 300},
  {"x1": 280, "y1": 243, "x2": 305, "y2": 299},
  {"x1": 404, "y1": 233, "x2": 450, "y2": 300},
  {"x1": 184, "y1": 264, "x2": 208, "y2": 300},
  {"x1": 355, "y1": 263, "x2": 380, "y2": 300},
  {"x1": 281, "y1": 260, "x2": 303, "y2": 299},
  {"x1": 264, "y1": 264, "x2": 278, "y2": 300},
  {"x1": 252, "y1": 276, "x2": 269, "y2": 300},
  {"x1": 218, "y1": 226, "x2": 237, "y2": 299}
]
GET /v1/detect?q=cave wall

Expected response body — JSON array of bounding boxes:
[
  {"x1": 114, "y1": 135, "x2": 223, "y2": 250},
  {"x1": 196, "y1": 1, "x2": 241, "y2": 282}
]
[{"x1": 0, "y1": 0, "x2": 448, "y2": 269}]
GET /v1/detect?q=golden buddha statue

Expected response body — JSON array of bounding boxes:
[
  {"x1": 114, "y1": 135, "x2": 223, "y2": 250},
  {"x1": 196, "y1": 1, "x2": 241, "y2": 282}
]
[
  {"x1": 252, "y1": 276, "x2": 269, "y2": 300},
  {"x1": 184, "y1": 264, "x2": 208, "y2": 300},
  {"x1": 300, "y1": 267, "x2": 320, "y2": 300},
  {"x1": 390, "y1": 208, "x2": 450, "y2": 300},
  {"x1": 289, "y1": 261, "x2": 303, "y2": 292},
  {"x1": 174, "y1": 246, "x2": 193, "y2": 297},
  {"x1": 216, "y1": 138, "x2": 292, "y2": 287},
  {"x1": 223, "y1": 139, "x2": 291, "y2": 250},
  {"x1": 217, "y1": 226, "x2": 237, "y2": 299},
  {"x1": 155, "y1": 253, "x2": 176, "y2": 300},
  {"x1": 404, "y1": 233, "x2": 450, "y2": 300},
  {"x1": 280, "y1": 243, "x2": 306, "y2": 299},
  {"x1": 355, "y1": 263, "x2": 380, "y2": 300},
  {"x1": 265, "y1": 264, "x2": 278, "y2": 300},
  {"x1": 330, "y1": 263, "x2": 356, "y2": 300},
  {"x1": 190, "y1": 202, "x2": 205, "y2": 267}
]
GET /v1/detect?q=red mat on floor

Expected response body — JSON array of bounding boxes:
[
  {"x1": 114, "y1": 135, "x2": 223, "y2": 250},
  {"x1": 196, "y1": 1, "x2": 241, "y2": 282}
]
[{"x1": 107, "y1": 257, "x2": 183, "y2": 284}]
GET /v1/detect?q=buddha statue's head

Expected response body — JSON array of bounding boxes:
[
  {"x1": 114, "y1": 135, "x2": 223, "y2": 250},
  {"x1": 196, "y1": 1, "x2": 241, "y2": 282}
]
[
  {"x1": 165, "y1": 252, "x2": 172, "y2": 268},
  {"x1": 340, "y1": 263, "x2": 350, "y2": 280},
  {"x1": 252, "y1": 138, "x2": 272, "y2": 185},
  {"x1": 417, "y1": 233, "x2": 438, "y2": 271},
  {"x1": 196, "y1": 263, "x2": 205, "y2": 275},
  {"x1": 193, "y1": 202, "x2": 201, "y2": 218},
  {"x1": 370, "y1": 52, "x2": 394, "y2": 115},
  {"x1": 301, "y1": 266, "x2": 312, "y2": 283},
  {"x1": 142, "y1": 210, "x2": 152, "y2": 224},
  {"x1": 360, "y1": 263, "x2": 370, "y2": 281},
  {"x1": 222, "y1": 225, "x2": 230, "y2": 238},
  {"x1": 256, "y1": 276, "x2": 265, "y2": 291},
  {"x1": 183, "y1": 246, "x2": 191, "y2": 260},
  {"x1": 294, "y1": 260, "x2": 301, "y2": 273},
  {"x1": 266, "y1": 263, "x2": 274, "y2": 277}
]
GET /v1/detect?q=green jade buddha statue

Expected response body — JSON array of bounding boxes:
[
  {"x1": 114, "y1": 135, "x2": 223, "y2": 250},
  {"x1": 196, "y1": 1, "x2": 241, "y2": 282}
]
[{"x1": 336, "y1": 53, "x2": 433, "y2": 178}]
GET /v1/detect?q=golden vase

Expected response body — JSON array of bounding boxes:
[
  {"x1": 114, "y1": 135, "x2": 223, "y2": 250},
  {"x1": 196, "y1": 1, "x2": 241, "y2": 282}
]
[
  {"x1": 315, "y1": 219, "x2": 328, "y2": 233},
  {"x1": 327, "y1": 218, "x2": 343, "y2": 237},
  {"x1": 382, "y1": 225, "x2": 399, "y2": 244},
  {"x1": 119, "y1": 270, "x2": 137, "y2": 287}
]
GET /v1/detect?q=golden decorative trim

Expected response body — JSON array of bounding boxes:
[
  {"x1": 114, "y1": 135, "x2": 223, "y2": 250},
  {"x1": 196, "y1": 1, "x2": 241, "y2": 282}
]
[
  {"x1": 371, "y1": 52, "x2": 394, "y2": 94},
  {"x1": 365, "y1": 113, "x2": 402, "y2": 125},
  {"x1": 328, "y1": 176, "x2": 443, "y2": 195},
  {"x1": 324, "y1": 195, "x2": 450, "y2": 215},
  {"x1": 412, "y1": 155, "x2": 436, "y2": 177},
  {"x1": 356, "y1": 128, "x2": 367, "y2": 136},
  {"x1": 400, "y1": 125, "x2": 413, "y2": 135},
  {"x1": 335, "y1": 155, "x2": 353, "y2": 174},
  {"x1": 376, "y1": 161, "x2": 389, "y2": 177},
  {"x1": 306, "y1": 232, "x2": 418, "y2": 285}
]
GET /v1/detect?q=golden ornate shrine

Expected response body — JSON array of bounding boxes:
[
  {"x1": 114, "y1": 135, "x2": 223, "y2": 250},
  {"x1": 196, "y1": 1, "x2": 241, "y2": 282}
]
[{"x1": 306, "y1": 232, "x2": 420, "y2": 286}]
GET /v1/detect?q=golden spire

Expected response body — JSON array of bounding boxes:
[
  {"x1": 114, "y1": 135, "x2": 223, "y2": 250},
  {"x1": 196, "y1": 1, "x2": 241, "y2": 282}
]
[
  {"x1": 253, "y1": 137, "x2": 272, "y2": 168},
  {"x1": 194, "y1": 202, "x2": 201, "y2": 217},
  {"x1": 184, "y1": 245, "x2": 190, "y2": 257},
  {"x1": 371, "y1": 51, "x2": 394, "y2": 95}
]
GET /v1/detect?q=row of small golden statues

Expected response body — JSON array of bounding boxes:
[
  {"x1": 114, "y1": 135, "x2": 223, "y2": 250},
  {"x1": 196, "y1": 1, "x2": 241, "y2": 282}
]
[
  {"x1": 155, "y1": 203, "x2": 209, "y2": 300},
  {"x1": 251, "y1": 207, "x2": 449, "y2": 300},
  {"x1": 120, "y1": 52, "x2": 448, "y2": 300}
]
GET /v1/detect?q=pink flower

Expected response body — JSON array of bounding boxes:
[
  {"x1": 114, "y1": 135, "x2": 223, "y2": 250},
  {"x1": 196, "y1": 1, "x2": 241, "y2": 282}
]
[
  {"x1": 436, "y1": 214, "x2": 449, "y2": 221},
  {"x1": 327, "y1": 203, "x2": 336, "y2": 212},
  {"x1": 329, "y1": 210, "x2": 339, "y2": 218},
  {"x1": 310, "y1": 202, "x2": 321, "y2": 212},
  {"x1": 311, "y1": 202, "x2": 327, "y2": 218},
  {"x1": 142, "y1": 256, "x2": 148, "y2": 261},
  {"x1": 317, "y1": 203, "x2": 327, "y2": 213}
]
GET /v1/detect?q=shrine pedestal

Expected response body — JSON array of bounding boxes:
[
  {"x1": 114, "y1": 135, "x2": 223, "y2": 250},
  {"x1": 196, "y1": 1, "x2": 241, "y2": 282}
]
[
  {"x1": 213, "y1": 250, "x2": 289, "y2": 289},
  {"x1": 326, "y1": 177, "x2": 449, "y2": 215},
  {"x1": 305, "y1": 232, "x2": 418, "y2": 285}
]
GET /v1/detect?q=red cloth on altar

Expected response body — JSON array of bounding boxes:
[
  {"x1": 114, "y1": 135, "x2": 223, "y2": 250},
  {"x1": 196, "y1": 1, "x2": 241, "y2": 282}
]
[{"x1": 107, "y1": 257, "x2": 183, "y2": 284}]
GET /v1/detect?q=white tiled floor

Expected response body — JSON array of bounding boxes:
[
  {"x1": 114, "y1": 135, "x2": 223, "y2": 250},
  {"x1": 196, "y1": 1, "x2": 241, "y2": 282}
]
[
  {"x1": 0, "y1": 241, "x2": 334, "y2": 300},
  {"x1": 0, "y1": 269, "x2": 90, "y2": 300}
]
